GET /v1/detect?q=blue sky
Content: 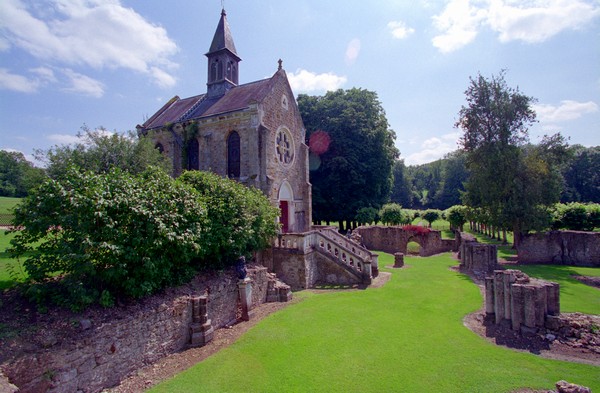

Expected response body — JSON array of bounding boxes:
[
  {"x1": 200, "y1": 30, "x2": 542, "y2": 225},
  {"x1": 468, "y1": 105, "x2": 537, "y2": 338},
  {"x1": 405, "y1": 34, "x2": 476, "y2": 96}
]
[{"x1": 1, "y1": 0, "x2": 599, "y2": 165}]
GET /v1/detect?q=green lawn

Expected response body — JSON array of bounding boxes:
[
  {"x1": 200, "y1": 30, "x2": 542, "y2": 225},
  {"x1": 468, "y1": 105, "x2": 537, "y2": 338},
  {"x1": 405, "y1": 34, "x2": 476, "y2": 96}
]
[
  {"x1": 0, "y1": 229, "x2": 28, "y2": 290},
  {"x1": 150, "y1": 253, "x2": 599, "y2": 393},
  {"x1": 516, "y1": 265, "x2": 600, "y2": 315},
  {"x1": 0, "y1": 196, "x2": 21, "y2": 215}
]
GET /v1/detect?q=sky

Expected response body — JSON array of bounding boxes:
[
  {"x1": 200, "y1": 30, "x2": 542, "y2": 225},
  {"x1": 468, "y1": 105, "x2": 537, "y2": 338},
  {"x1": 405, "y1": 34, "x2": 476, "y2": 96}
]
[{"x1": 1, "y1": 0, "x2": 599, "y2": 166}]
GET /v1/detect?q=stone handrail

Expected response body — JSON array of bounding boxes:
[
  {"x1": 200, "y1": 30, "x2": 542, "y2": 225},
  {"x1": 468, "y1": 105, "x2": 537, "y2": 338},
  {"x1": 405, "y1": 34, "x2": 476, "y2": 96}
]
[{"x1": 274, "y1": 228, "x2": 376, "y2": 281}]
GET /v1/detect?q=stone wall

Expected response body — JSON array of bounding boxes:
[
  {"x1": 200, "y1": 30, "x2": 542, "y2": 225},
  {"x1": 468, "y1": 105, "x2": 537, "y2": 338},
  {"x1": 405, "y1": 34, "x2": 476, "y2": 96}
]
[
  {"x1": 456, "y1": 232, "x2": 499, "y2": 277},
  {"x1": 518, "y1": 231, "x2": 600, "y2": 266},
  {"x1": 354, "y1": 226, "x2": 455, "y2": 256},
  {"x1": 1, "y1": 266, "x2": 281, "y2": 393}
]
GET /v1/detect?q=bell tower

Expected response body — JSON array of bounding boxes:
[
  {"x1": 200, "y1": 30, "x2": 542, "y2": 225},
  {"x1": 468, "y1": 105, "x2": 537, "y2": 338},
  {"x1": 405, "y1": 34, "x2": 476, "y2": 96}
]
[{"x1": 206, "y1": 9, "x2": 241, "y2": 98}]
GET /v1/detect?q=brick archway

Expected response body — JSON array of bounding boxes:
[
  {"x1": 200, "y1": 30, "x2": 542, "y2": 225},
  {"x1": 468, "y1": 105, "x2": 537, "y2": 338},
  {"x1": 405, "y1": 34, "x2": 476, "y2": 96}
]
[{"x1": 355, "y1": 226, "x2": 456, "y2": 257}]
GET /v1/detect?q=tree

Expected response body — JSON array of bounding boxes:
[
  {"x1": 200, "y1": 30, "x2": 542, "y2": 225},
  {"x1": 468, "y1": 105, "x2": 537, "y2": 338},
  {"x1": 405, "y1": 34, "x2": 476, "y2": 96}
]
[
  {"x1": 433, "y1": 151, "x2": 469, "y2": 209},
  {"x1": 355, "y1": 207, "x2": 379, "y2": 226},
  {"x1": 561, "y1": 145, "x2": 600, "y2": 203},
  {"x1": 390, "y1": 159, "x2": 414, "y2": 207},
  {"x1": 379, "y1": 203, "x2": 407, "y2": 225},
  {"x1": 298, "y1": 89, "x2": 399, "y2": 230},
  {"x1": 422, "y1": 209, "x2": 441, "y2": 228},
  {"x1": 36, "y1": 125, "x2": 171, "y2": 179},
  {"x1": 445, "y1": 205, "x2": 467, "y2": 231},
  {"x1": 0, "y1": 150, "x2": 46, "y2": 197},
  {"x1": 456, "y1": 70, "x2": 556, "y2": 247}
]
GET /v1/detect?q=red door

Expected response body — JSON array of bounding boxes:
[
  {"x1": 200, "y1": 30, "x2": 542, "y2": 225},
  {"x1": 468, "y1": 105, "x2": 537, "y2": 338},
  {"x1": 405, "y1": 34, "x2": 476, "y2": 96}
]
[{"x1": 279, "y1": 200, "x2": 289, "y2": 233}]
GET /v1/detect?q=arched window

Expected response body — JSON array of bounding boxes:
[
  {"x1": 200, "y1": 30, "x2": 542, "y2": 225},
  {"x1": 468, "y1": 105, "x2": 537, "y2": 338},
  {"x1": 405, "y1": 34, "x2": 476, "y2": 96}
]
[
  {"x1": 227, "y1": 131, "x2": 240, "y2": 178},
  {"x1": 211, "y1": 60, "x2": 218, "y2": 82},
  {"x1": 187, "y1": 138, "x2": 199, "y2": 170},
  {"x1": 217, "y1": 59, "x2": 224, "y2": 80},
  {"x1": 226, "y1": 61, "x2": 233, "y2": 80},
  {"x1": 155, "y1": 142, "x2": 164, "y2": 154}
]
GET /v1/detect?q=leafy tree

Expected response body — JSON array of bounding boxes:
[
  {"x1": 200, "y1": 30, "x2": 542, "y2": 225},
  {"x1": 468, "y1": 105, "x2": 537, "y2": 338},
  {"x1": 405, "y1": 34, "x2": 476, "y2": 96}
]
[
  {"x1": 298, "y1": 88, "x2": 399, "y2": 231},
  {"x1": 0, "y1": 150, "x2": 46, "y2": 197},
  {"x1": 36, "y1": 125, "x2": 171, "y2": 179},
  {"x1": 9, "y1": 167, "x2": 207, "y2": 310},
  {"x1": 433, "y1": 151, "x2": 469, "y2": 209},
  {"x1": 456, "y1": 70, "x2": 562, "y2": 247},
  {"x1": 178, "y1": 171, "x2": 279, "y2": 266},
  {"x1": 445, "y1": 205, "x2": 467, "y2": 231},
  {"x1": 422, "y1": 209, "x2": 441, "y2": 228},
  {"x1": 561, "y1": 145, "x2": 600, "y2": 203},
  {"x1": 390, "y1": 159, "x2": 413, "y2": 207},
  {"x1": 355, "y1": 206, "x2": 379, "y2": 225},
  {"x1": 379, "y1": 203, "x2": 407, "y2": 225}
]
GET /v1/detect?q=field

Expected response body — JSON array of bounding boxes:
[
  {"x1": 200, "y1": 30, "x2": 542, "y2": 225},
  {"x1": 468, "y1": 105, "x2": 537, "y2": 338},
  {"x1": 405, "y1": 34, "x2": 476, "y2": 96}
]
[
  {"x1": 0, "y1": 230, "x2": 28, "y2": 290},
  {"x1": 150, "y1": 253, "x2": 599, "y2": 393},
  {"x1": 0, "y1": 197, "x2": 20, "y2": 215}
]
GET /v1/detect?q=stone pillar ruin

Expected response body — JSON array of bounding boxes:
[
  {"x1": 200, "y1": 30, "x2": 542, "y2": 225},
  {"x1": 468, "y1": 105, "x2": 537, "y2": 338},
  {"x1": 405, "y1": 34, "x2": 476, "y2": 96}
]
[
  {"x1": 485, "y1": 269, "x2": 560, "y2": 334},
  {"x1": 394, "y1": 252, "x2": 405, "y2": 268},
  {"x1": 189, "y1": 295, "x2": 214, "y2": 347},
  {"x1": 238, "y1": 278, "x2": 253, "y2": 321}
]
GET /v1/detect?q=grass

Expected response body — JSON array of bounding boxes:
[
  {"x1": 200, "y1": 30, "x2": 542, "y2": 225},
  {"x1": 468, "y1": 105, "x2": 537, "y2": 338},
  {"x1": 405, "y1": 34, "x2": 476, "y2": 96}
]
[
  {"x1": 150, "y1": 253, "x2": 599, "y2": 393},
  {"x1": 0, "y1": 229, "x2": 28, "y2": 290},
  {"x1": 0, "y1": 196, "x2": 21, "y2": 215},
  {"x1": 515, "y1": 265, "x2": 600, "y2": 315}
]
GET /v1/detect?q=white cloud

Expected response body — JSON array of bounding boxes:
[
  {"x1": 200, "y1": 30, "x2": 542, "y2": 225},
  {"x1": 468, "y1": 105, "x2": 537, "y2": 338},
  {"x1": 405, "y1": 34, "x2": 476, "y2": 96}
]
[
  {"x1": 404, "y1": 132, "x2": 460, "y2": 165},
  {"x1": 0, "y1": 0, "x2": 179, "y2": 87},
  {"x1": 345, "y1": 38, "x2": 361, "y2": 65},
  {"x1": 432, "y1": 0, "x2": 600, "y2": 53},
  {"x1": 0, "y1": 68, "x2": 40, "y2": 92},
  {"x1": 388, "y1": 20, "x2": 416, "y2": 39},
  {"x1": 47, "y1": 133, "x2": 80, "y2": 145},
  {"x1": 533, "y1": 100, "x2": 599, "y2": 122},
  {"x1": 488, "y1": 0, "x2": 600, "y2": 43},
  {"x1": 61, "y1": 68, "x2": 105, "y2": 97},
  {"x1": 288, "y1": 69, "x2": 347, "y2": 93},
  {"x1": 432, "y1": 0, "x2": 487, "y2": 53}
]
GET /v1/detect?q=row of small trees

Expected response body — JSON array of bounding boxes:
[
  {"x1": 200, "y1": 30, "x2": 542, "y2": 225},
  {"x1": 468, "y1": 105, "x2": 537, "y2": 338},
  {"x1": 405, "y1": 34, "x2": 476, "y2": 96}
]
[{"x1": 354, "y1": 202, "x2": 600, "y2": 235}]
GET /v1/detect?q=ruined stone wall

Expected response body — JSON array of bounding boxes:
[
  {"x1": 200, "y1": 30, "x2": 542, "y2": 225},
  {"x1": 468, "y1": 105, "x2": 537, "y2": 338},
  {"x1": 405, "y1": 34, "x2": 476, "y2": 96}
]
[
  {"x1": 355, "y1": 226, "x2": 455, "y2": 256},
  {"x1": 457, "y1": 232, "x2": 499, "y2": 276},
  {"x1": 485, "y1": 269, "x2": 560, "y2": 334},
  {"x1": 2, "y1": 267, "x2": 270, "y2": 393},
  {"x1": 518, "y1": 231, "x2": 600, "y2": 266}
]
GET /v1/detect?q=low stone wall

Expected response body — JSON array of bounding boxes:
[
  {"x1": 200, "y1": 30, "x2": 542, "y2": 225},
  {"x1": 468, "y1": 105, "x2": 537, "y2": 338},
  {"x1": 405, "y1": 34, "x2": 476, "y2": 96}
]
[
  {"x1": 1, "y1": 265, "x2": 284, "y2": 393},
  {"x1": 518, "y1": 231, "x2": 600, "y2": 266},
  {"x1": 485, "y1": 269, "x2": 560, "y2": 333},
  {"x1": 355, "y1": 226, "x2": 455, "y2": 256},
  {"x1": 457, "y1": 232, "x2": 499, "y2": 276}
]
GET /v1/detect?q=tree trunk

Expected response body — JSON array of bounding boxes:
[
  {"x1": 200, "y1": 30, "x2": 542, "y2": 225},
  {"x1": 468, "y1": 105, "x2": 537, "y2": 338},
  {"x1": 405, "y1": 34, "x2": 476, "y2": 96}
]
[
  {"x1": 512, "y1": 223, "x2": 521, "y2": 249},
  {"x1": 502, "y1": 229, "x2": 507, "y2": 244}
]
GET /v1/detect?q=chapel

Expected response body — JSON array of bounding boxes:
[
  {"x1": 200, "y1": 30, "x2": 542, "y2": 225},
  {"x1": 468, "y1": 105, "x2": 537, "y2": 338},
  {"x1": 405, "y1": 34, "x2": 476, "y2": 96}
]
[
  {"x1": 137, "y1": 9, "x2": 312, "y2": 233},
  {"x1": 138, "y1": 9, "x2": 376, "y2": 290}
]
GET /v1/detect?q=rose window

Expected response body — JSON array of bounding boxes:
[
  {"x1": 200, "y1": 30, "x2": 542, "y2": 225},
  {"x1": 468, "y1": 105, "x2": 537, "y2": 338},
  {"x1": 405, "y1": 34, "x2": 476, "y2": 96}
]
[{"x1": 276, "y1": 129, "x2": 294, "y2": 165}]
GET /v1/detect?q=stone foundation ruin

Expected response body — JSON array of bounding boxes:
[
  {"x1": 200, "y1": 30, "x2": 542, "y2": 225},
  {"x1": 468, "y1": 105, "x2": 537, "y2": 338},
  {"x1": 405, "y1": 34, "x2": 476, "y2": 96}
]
[
  {"x1": 485, "y1": 269, "x2": 560, "y2": 333},
  {"x1": 457, "y1": 232, "x2": 499, "y2": 276}
]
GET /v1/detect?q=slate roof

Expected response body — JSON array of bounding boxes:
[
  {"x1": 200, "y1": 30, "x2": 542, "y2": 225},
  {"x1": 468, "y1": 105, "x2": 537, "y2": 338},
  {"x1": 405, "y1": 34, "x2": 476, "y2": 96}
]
[
  {"x1": 207, "y1": 9, "x2": 240, "y2": 60},
  {"x1": 140, "y1": 73, "x2": 279, "y2": 131}
]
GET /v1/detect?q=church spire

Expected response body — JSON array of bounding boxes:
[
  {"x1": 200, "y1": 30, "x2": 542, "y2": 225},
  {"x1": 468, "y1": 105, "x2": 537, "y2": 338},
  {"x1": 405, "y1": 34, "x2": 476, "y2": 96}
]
[{"x1": 206, "y1": 9, "x2": 241, "y2": 98}]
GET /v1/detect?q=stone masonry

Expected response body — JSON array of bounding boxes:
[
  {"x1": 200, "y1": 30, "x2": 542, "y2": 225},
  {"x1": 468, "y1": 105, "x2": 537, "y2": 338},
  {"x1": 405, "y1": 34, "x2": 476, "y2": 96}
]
[
  {"x1": 485, "y1": 269, "x2": 560, "y2": 333},
  {"x1": 1, "y1": 265, "x2": 290, "y2": 393}
]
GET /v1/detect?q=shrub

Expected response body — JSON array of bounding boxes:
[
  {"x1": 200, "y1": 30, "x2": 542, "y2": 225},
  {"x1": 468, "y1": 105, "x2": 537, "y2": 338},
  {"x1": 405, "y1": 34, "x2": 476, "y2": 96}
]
[
  {"x1": 422, "y1": 209, "x2": 442, "y2": 228},
  {"x1": 355, "y1": 207, "x2": 379, "y2": 225},
  {"x1": 178, "y1": 171, "x2": 279, "y2": 267},
  {"x1": 402, "y1": 224, "x2": 431, "y2": 235},
  {"x1": 445, "y1": 205, "x2": 468, "y2": 231},
  {"x1": 9, "y1": 167, "x2": 207, "y2": 310},
  {"x1": 551, "y1": 202, "x2": 600, "y2": 231},
  {"x1": 379, "y1": 203, "x2": 407, "y2": 225}
]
